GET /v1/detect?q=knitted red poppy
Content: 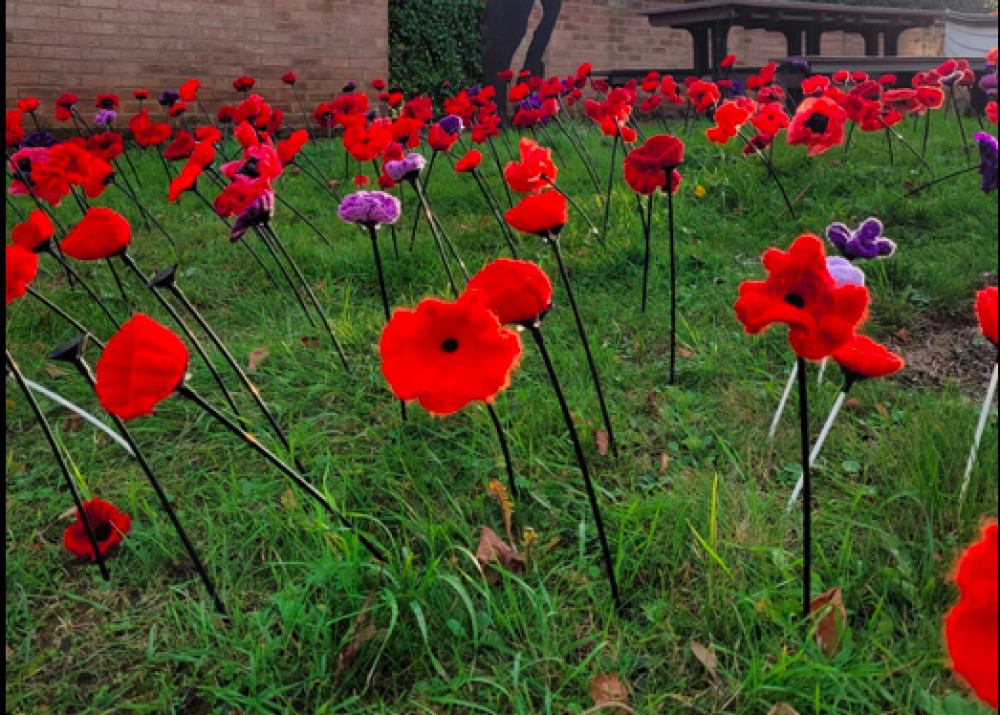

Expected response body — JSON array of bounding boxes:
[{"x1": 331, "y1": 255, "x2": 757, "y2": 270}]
[
  {"x1": 60, "y1": 208, "x2": 132, "y2": 261},
  {"x1": 379, "y1": 291, "x2": 522, "y2": 416},
  {"x1": 734, "y1": 235, "x2": 869, "y2": 361},
  {"x1": 622, "y1": 134, "x2": 684, "y2": 195},
  {"x1": 832, "y1": 334, "x2": 904, "y2": 380},
  {"x1": 466, "y1": 259, "x2": 553, "y2": 326},
  {"x1": 178, "y1": 79, "x2": 201, "y2": 102},
  {"x1": 163, "y1": 130, "x2": 196, "y2": 161},
  {"x1": 87, "y1": 132, "x2": 124, "y2": 162},
  {"x1": 788, "y1": 97, "x2": 848, "y2": 156},
  {"x1": 6, "y1": 245, "x2": 39, "y2": 305},
  {"x1": 454, "y1": 150, "x2": 482, "y2": 173},
  {"x1": 62, "y1": 498, "x2": 132, "y2": 561},
  {"x1": 10, "y1": 210, "x2": 55, "y2": 252},
  {"x1": 95, "y1": 314, "x2": 189, "y2": 420},
  {"x1": 505, "y1": 191, "x2": 567, "y2": 237},
  {"x1": 976, "y1": 287, "x2": 998, "y2": 346},
  {"x1": 504, "y1": 138, "x2": 558, "y2": 194},
  {"x1": 945, "y1": 522, "x2": 998, "y2": 709}
]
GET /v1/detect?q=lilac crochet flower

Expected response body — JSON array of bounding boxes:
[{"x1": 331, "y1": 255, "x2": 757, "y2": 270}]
[
  {"x1": 21, "y1": 131, "x2": 58, "y2": 148},
  {"x1": 826, "y1": 256, "x2": 865, "y2": 287},
  {"x1": 979, "y1": 73, "x2": 998, "y2": 97},
  {"x1": 826, "y1": 217, "x2": 896, "y2": 260},
  {"x1": 337, "y1": 191, "x2": 401, "y2": 227},
  {"x1": 975, "y1": 132, "x2": 998, "y2": 194},
  {"x1": 342, "y1": 81, "x2": 357, "y2": 93},
  {"x1": 230, "y1": 191, "x2": 275, "y2": 243},
  {"x1": 384, "y1": 153, "x2": 427, "y2": 182},
  {"x1": 94, "y1": 110, "x2": 117, "y2": 126},
  {"x1": 439, "y1": 115, "x2": 463, "y2": 135}
]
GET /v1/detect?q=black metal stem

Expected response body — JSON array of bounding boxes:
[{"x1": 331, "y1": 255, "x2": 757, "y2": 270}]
[
  {"x1": 273, "y1": 192, "x2": 334, "y2": 248},
  {"x1": 736, "y1": 131, "x2": 796, "y2": 218},
  {"x1": 486, "y1": 136, "x2": 515, "y2": 208},
  {"x1": 542, "y1": 176, "x2": 603, "y2": 242},
  {"x1": 26, "y1": 287, "x2": 105, "y2": 349},
  {"x1": 667, "y1": 185, "x2": 677, "y2": 385},
  {"x1": 796, "y1": 356, "x2": 812, "y2": 621},
  {"x1": 603, "y1": 133, "x2": 619, "y2": 237},
  {"x1": 366, "y1": 224, "x2": 407, "y2": 421},
  {"x1": 60, "y1": 351, "x2": 226, "y2": 616},
  {"x1": 6, "y1": 351, "x2": 111, "y2": 581},
  {"x1": 105, "y1": 257, "x2": 131, "y2": 308},
  {"x1": 472, "y1": 170, "x2": 518, "y2": 257},
  {"x1": 486, "y1": 403, "x2": 517, "y2": 501},
  {"x1": 178, "y1": 384, "x2": 385, "y2": 562},
  {"x1": 255, "y1": 227, "x2": 317, "y2": 327},
  {"x1": 548, "y1": 236, "x2": 618, "y2": 460},
  {"x1": 411, "y1": 179, "x2": 460, "y2": 297},
  {"x1": 528, "y1": 327, "x2": 620, "y2": 613},
  {"x1": 641, "y1": 192, "x2": 654, "y2": 314},
  {"x1": 46, "y1": 251, "x2": 121, "y2": 329},
  {"x1": 906, "y1": 165, "x2": 979, "y2": 195}
]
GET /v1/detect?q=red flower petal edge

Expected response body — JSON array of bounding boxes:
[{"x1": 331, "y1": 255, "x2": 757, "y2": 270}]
[{"x1": 63, "y1": 498, "x2": 132, "y2": 562}]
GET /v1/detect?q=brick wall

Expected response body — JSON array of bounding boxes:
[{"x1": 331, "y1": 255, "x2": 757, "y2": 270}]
[
  {"x1": 5, "y1": 0, "x2": 388, "y2": 127},
  {"x1": 510, "y1": 0, "x2": 940, "y2": 79}
]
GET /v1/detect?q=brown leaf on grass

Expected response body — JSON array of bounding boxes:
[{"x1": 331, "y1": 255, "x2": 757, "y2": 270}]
[
  {"x1": 336, "y1": 589, "x2": 379, "y2": 674},
  {"x1": 57, "y1": 506, "x2": 80, "y2": 521},
  {"x1": 62, "y1": 414, "x2": 83, "y2": 433},
  {"x1": 874, "y1": 403, "x2": 889, "y2": 418},
  {"x1": 313, "y1": 280, "x2": 326, "y2": 293},
  {"x1": 844, "y1": 397, "x2": 861, "y2": 412},
  {"x1": 689, "y1": 641, "x2": 718, "y2": 680},
  {"x1": 767, "y1": 704, "x2": 800, "y2": 715},
  {"x1": 44, "y1": 365, "x2": 66, "y2": 379},
  {"x1": 247, "y1": 347, "x2": 269, "y2": 373},
  {"x1": 588, "y1": 673, "x2": 629, "y2": 705},
  {"x1": 677, "y1": 345, "x2": 696, "y2": 358},
  {"x1": 280, "y1": 489, "x2": 296, "y2": 510},
  {"x1": 893, "y1": 328, "x2": 910, "y2": 343},
  {"x1": 595, "y1": 429, "x2": 609, "y2": 457},
  {"x1": 299, "y1": 336, "x2": 320, "y2": 349},
  {"x1": 659, "y1": 453, "x2": 670, "y2": 474},
  {"x1": 328, "y1": 179, "x2": 341, "y2": 188},
  {"x1": 475, "y1": 526, "x2": 524, "y2": 585},
  {"x1": 810, "y1": 586, "x2": 847, "y2": 656}
]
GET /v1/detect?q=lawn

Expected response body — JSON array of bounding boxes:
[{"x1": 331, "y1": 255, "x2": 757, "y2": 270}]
[{"x1": 5, "y1": 114, "x2": 999, "y2": 714}]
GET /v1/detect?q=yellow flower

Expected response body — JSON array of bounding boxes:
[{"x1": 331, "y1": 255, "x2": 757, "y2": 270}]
[{"x1": 694, "y1": 185, "x2": 707, "y2": 198}]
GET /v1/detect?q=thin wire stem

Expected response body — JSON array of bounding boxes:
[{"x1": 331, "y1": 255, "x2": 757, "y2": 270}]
[
  {"x1": 796, "y1": 356, "x2": 812, "y2": 621},
  {"x1": 486, "y1": 403, "x2": 517, "y2": 501}
]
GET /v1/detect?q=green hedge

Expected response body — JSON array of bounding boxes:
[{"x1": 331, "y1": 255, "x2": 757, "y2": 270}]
[{"x1": 388, "y1": 0, "x2": 485, "y2": 107}]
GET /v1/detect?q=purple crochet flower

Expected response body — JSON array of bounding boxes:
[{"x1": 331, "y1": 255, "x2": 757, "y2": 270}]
[
  {"x1": 979, "y1": 73, "x2": 998, "y2": 97},
  {"x1": 342, "y1": 81, "x2": 357, "y2": 94},
  {"x1": 158, "y1": 90, "x2": 180, "y2": 107},
  {"x1": 826, "y1": 217, "x2": 896, "y2": 260},
  {"x1": 230, "y1": 191, "x2": 275, "y2": 243},
  {"x1": 826, "y1": 256, "x2": 865, "y2": 287},
  {"x1": 439, "y1": 114, "x2": 463, "y2": 135},
  {"x1": 337, "y1": 191, "x2": 401, "y2": 227},
  {"x1": 94, "y1": 110, "x2": 117, "y2": 126},
  {"x1": 975, "y1": 132, "x2": 998, "y2": 193},
  {"x1": 384, "y1": 153, "x2": 427, "y2": 182},
  {"x1": 21, "y1": 131, "x2": 58, "y2": 148}
]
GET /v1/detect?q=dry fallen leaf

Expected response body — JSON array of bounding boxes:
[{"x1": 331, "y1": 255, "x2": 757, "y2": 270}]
[
  {"x1": 62, "y1": 414, "x2": 83, "y2": 433},
  {"x1": 677, "y1": 346, "x2": 696, "y2": 358},
  {"x1": 844, "y1": 397, "x2": 861, "y2": 412},
  {"x1": 588, "y1": 673, "x2": 629, "y2": 705},
  {"x1": 659, "y1": 452, "x2": 670, "y2": 474},
  {"x1": 810, "y1": 586, "x2": 847, "y2": 656},
  {"x1": 893, "y1": 328, "x2": 910, "y2": 343},
  {"x1": 690, "y1": 641, "x2": 718, "y2": 680},
  {"x1": 44, "y1": 365, "x2": 66, "y2": 379},
  {"x1": 280, "y1": 489, "x2": 296, "y2": 510},
  {"x1": 767, "y1": 704, "x2": 800, "y2": 715},
  {"x1": 247, "y1": 347, "x2": 269, "y2": 373},
  {"x1": 874, "y1": 403, "x2": 889, "y2": 418},
  {"x1": 336, "y1": 589, "x2": 378, "y2": 674},
  {"x1": 299, "y1": 336, "x2": 320, "y2": 349},
  {"x1": 475, "y1": 526, "x2": 524, "y2": 585},
  {"x1": 595, "y1": 429, "x2": 609, "y2": 457}
]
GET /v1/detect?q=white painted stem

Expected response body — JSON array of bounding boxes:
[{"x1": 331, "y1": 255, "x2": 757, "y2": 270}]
[
  {"x1": 22, "y1": 378, "x2": 135, "y2": 456},
  {"x1": 959, "y1": 362, "x2": 998, "y2": 504},
  {"x1": 816, "y1": 357, "x2": 828, "y2": 386},
  {"x1": 769, "y1": 362, "x2": 798, "y2": 442},
  {"x1": 787, "y1": 389, "x2": 847, "y2": 514}
]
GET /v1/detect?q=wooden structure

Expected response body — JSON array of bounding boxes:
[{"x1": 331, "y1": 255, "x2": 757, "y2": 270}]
[{"x1": 640, "y1": 0, "x2": 945, "y2": 77}]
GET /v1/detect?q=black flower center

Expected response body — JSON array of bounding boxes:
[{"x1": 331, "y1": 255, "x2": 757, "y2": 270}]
[
  {"x1": 803, "y1": 111, "x2": 829, "y2": 135},
  {"x1": 440, "y1": 338, "x2": 459, "y2": 353},
  {"x1": 784, "y1": 293, "x2": 805, "y2": 308},
  {"x1": 94, "y1": 522, "x2": 114, "y2": 542}
]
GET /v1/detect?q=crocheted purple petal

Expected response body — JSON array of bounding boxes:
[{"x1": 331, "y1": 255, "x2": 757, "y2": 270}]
[
  {"x1": 826, "y1": 256, "x2": 866, "y2": 287},
  {"x1": 875, "y1": 238, "x2": 896, "y2": 257},
  {"x1": 826, "y1": 223, "x2": 852, "y2": 251},
  {"x1": 855, "y1": 217, "x2": 883, "y2": 243}
]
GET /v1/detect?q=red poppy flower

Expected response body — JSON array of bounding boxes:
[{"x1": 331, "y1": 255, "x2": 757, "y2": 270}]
[
  {"x1": 380, "y1": 290, "x2": 522, "y2": 416},
  {"x1": 498, "y1": 69, "x2": 515, "y2": 82},
  {"x1": 504, "y1": 137, "x2": 557, "y2": 194},
  {"x1": 17, "y1": 98, "x2": 40, "y2": 113},
  {"x1": 832, "y1": 70, "x2": 851, "y2": 84},
  {"x1": 882, "y1": 88, "x2": 922, "y2": 115},
  {"x1": 217, "y1": 106, "x2": 236, "y2": 124},
  {"x1": 163, "y1": 130, "x2": 196, "y2": 161},
  {"x1": 60, "y1": 208, "x2": 132, "y2": 261},
  {"x1": 82, "y1": 159, "x2": 115, "y2": 199},
  {"x1": 6, "y1": 244, "x2": 39, "y2": 305},
  {"x1": 788, "y1": 97, "x2": 848, "y2": 157},
  {"x1": 505, "y1": 191, "x2": 567, "y2": 237},
  {"x1": 178, "y1": 79, "x2": 201, "y2": 102},
  {"x1": 455, "y1": 149, "x2": 482, "y2": 173},
  {"x1": 281, "y1": 71, "x2": 297, "y2": 86},
  {"x1": 734, "y1": 234, "x2": 869, "y2": 361},
  {"x1": 377, "y1": 173, "x2": 395, "y2": 189},
  {"x1": 62, "y1": 498, "x2": 132, "y2": 561},
  {"x1": 86, "y1": 131, "x2": 123, "y2": 162},
  {"x1": 987, "y1": 102, "x2": 998, "y2": 125},
  {"x1": 706, "y1": 100, "x2": 753, "y2": 144},
  {"x1": 167, "y1": 102, "x2": 188, "y2": 118},
  {"x1": 213, "y1": 177, "x2": 271, "y2": 219},
  {"x1": 167, "y1": 164, "x2": 202, "y2": 202},
  {"x1": 94, "y1": 314, "x2": 188, "y2": 420},
  {"x1": 801, "y1": 75, "x2": 830, "y2": 96},
  {"x1": 988, "y1": 48, "x2": 999, "y2": 66},
  {"x1": 233, "y1": 76, "x2": 256, "y2": 92},
  {"x1": 344, "y1": 118, "x2": 393, "y2": 162},
  {"x1": 371, "y1": 78, "x2": 386, "y2": 90},
  {"x1": 427, "y1": 123, "x2": 459, "y2": 153},
  {"x1": 234, "y1": 121, "x2": 261, "y2": 150},
  {"x1": 915, "y1": 86, "x2": 944, "y2": 110},
  {"x1": 718, "y1": 54, "x2": 736, "y2": 69},
  {"x1": 29, "y1": 163, "x2": 72, "y2": 206},
  {"x1": 751, "y1": 104, "x2": 789, "y2": 135},
  {"x1": 466, "y1": 259, "x2": 553, "y2": 326},
  {"x1": 640, "y1": 95, "x2": 663, "y2": 114},
  {"x1": 129, "y1": 111, "x2": 172, "y2": 147},
  {"x1": 132, "y1": 89, "x2": 150, "y2": 101},
  {"x1": 47, "y1": 141, "x2": 92, "y2": 185},
  {"x1": 11, "y1": 210, "x2": 55, "y2": 252},
  {"x1": 687, "y1": 80, "x2": 721, "y2": 113},
  {"x1": 508, "y1": 83, "x2": 531, "y2": 102},
  {"x1": 757, "y1": 85, "x2": 786, "y2": 105},
  {"x1": 976, "y1": 287, "x2": 998, "y2": 345},
  {"x1": 851, "y1": 72, "x2": 869, "y2": 83},
  {"x1": 622, "y1": 134, "x2": 684, "y2": 195},
  {"x1": 944, "y1": 522, "x2": 998, "y2": 709},
  {"x1": 6, "y1": 111, "x2": 25, "y2": 149},
  {"x1": 742, "y1": 132, "x2": 775, "y2": 156},
  {"x1": 832, "y1": 334, "x2": 904, "y2": 380},
  {"x1": 95, "y1": 93, "x2": 119, "y2": 110}
]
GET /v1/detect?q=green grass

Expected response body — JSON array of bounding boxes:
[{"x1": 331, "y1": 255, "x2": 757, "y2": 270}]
[{"x1": 5, "y1": 116, "x2": 998, "y2": 714}]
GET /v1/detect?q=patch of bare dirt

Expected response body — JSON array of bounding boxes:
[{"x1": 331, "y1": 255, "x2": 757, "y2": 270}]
[{"x1": 885, "y1": 312, "x2": 996, "y2": 396}]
